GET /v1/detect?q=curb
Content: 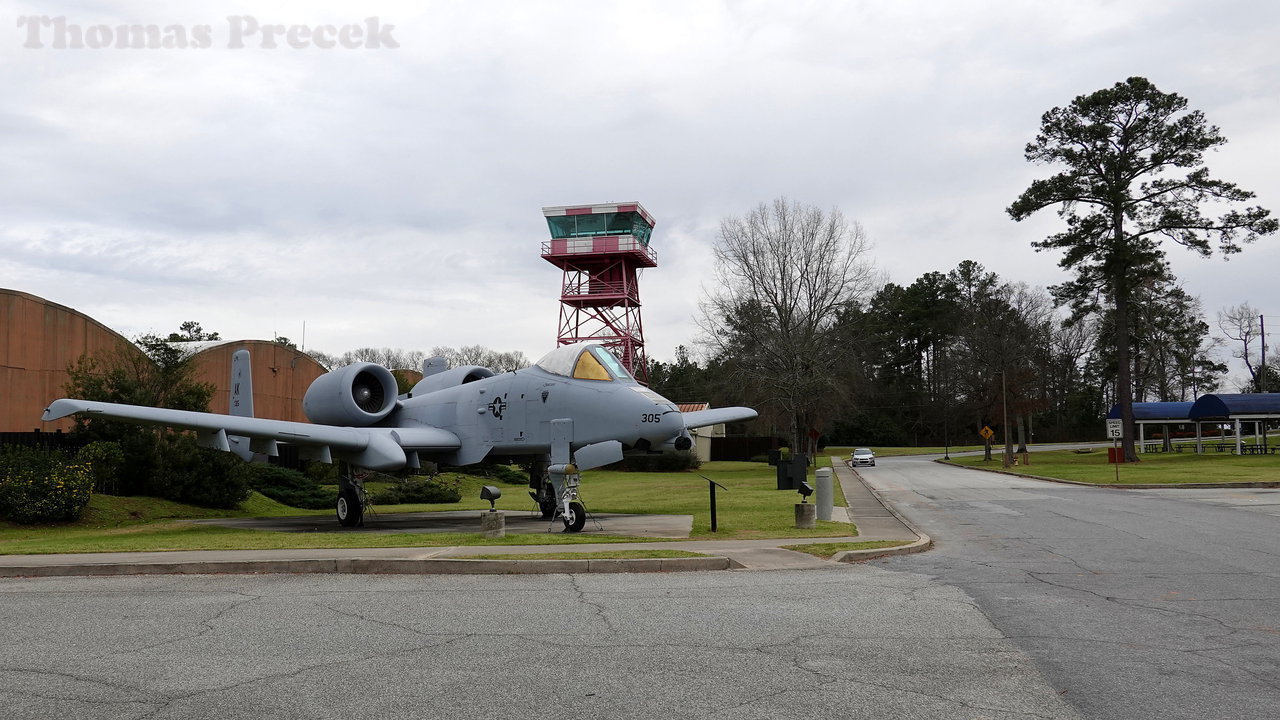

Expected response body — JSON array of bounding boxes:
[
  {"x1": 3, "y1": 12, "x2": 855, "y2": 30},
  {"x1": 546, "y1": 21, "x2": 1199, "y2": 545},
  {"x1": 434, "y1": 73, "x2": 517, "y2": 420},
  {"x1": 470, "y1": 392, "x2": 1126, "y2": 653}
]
[
  {"x1": 830, "y1": 536, "x2": 933, "y2": 563},
  {"x1": 0, "y1": 555, "x2": 732, "y2": 579},
  {"x1": 833, "y1": 460, "x2": 934, "y2": 563},
  {"x1": 936, "y1": 458, "x2": 1280, "y2": 489}
]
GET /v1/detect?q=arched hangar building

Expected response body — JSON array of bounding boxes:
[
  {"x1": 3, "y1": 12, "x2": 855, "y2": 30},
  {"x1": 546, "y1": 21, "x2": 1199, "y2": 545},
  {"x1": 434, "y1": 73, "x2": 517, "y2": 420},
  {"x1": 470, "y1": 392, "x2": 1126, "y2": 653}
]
[{"x1": 1, "y1": 289, "x2": 326, "y2": 433}]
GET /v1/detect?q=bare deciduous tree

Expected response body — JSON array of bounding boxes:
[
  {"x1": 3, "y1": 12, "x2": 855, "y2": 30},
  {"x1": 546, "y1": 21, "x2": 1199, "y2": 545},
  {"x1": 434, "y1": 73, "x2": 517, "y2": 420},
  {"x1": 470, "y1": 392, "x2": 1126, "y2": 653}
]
[
  {"x1": 1218, "y1": 303, "x2": 1262, "y2": 387},
  {"x1": 699, "y1": 197, "x2": 876, "y2": 456},
  {"x1": 308, "y1": 345, "x2": 529, "y2": 374},
  {"x1": 430, "y1": 345, "x2": 529, "y2": 373}
]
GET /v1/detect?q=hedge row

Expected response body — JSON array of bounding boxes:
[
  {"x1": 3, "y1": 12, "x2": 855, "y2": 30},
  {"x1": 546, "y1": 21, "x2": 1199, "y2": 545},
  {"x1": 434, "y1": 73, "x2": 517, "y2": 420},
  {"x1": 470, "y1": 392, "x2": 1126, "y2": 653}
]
[{"x1": 0, "y1": 446, "x2": 94, "y2": 524}]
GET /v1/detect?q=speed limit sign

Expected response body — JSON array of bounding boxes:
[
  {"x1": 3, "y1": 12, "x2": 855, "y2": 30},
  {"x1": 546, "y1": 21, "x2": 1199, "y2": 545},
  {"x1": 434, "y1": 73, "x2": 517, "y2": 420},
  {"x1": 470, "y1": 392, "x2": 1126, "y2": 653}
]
[{"x1": 1106, "y1": 419, "x2": 1123, "y2": 439}]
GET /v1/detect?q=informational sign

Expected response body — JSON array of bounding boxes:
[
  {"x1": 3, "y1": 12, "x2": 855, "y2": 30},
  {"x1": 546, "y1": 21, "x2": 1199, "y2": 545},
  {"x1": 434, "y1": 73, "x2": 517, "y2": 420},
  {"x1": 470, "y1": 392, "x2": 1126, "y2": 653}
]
[
  {"x1": 979, "y1": 426, "x2": 994, "y2": 440},
  {"x1": 1106, "y1": 418, "x2": 1123, "y2": 439}
]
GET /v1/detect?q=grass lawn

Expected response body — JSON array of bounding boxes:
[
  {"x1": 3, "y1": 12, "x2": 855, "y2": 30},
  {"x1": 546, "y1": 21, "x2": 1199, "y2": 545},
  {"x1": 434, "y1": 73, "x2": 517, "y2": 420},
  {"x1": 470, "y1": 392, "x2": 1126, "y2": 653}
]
[
  {"x1": 582, "y1": 461, "x2": 850, "y2": 539},
  {"x1": 780, "y1": 540, "x2": 913, "y2": 559},
  {"x1": 1, "y1": 461, "x2": 855, "y2": 555},
  {"x1": 466, "y1": 550, "x2": 709, "y2": 560},
  {"x1": 945, "y1": 449, "x2": 1280, "y2": 485}
]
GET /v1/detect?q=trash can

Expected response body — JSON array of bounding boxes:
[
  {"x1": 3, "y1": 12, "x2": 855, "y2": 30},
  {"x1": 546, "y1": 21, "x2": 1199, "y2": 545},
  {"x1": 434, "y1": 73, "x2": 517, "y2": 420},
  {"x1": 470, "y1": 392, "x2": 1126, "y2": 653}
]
[
  {"x1": 1107, "y1": 447, "x2": 1121, "y2": 463},
  {"x1": 776, "y1": 460, "x2": 794, "y2": 490}
]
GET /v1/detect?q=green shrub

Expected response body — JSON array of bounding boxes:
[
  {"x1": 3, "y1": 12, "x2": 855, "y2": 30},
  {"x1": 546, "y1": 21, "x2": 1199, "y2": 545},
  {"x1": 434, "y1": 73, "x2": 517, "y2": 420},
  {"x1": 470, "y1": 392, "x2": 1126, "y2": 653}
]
[
  {"x1": 76, "y1": 441, "x2": 125, "y2": 495},
  {"x1": 151, "y1": 435, "x2": 251, "y2": 509},
  {"x1": 247, "y1": 464, "x2": 334, "y2": 509},
  {"x1": 464, "y1": 463, "x2": 528, "y2": 484},
  {"x1": 617, "y1": 451, "x2": 702, "y2": 472},
  {"x1": 369, "y1": 474, "x2": 462, "y2": 505},
  {"x1": 0, "y1": 446, "x2": 94, "y2": 523},
  {"x1": 302, "y1": 460, "x2": 339, "y2": 485}
]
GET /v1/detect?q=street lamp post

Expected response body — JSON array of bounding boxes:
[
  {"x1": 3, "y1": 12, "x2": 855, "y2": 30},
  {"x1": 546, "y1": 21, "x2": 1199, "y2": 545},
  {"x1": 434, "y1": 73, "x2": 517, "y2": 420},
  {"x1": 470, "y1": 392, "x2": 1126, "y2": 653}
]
[{"x1": 942, "y1": 356, "x2": 951, "y2": 461}]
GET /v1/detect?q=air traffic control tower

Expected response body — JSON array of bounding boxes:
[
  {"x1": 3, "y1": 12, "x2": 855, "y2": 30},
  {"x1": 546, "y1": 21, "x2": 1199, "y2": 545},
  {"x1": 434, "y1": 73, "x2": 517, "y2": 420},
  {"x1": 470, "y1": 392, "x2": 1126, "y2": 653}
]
[{"x1": 541, "y1": 202, "x2": 657, "y2": 384}]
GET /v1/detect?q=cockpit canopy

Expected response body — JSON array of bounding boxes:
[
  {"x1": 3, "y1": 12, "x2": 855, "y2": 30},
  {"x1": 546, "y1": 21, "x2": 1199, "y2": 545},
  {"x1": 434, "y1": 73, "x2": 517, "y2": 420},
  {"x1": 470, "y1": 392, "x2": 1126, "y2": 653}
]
[{"x1": 535, "y1": 343, "x2": 634, "y2": 382}]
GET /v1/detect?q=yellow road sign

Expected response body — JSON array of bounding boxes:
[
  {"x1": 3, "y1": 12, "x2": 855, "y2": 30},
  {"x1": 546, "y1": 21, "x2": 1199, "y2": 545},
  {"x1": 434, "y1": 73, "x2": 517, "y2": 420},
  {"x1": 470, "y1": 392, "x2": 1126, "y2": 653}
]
[{"x1": 980, "y1": 426, "x2": 994, "y2": 440}]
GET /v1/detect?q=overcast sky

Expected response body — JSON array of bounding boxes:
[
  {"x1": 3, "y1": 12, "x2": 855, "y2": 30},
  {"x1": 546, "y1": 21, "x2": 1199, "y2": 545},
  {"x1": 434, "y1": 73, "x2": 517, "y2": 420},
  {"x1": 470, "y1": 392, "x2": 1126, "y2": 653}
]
[{"x1": 4, "y1": 0, "x2": 1278, "y2": 385}]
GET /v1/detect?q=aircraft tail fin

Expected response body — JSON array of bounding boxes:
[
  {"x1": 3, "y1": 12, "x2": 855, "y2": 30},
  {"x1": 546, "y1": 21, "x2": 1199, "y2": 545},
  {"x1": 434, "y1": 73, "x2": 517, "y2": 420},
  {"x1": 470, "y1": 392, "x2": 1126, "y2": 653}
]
[
  {"x1": 228, "y1": 349, "x2": 254, "y2": 460},
  {"x1": 422, "y1": 356, "x2": 448, "y2": 377}
]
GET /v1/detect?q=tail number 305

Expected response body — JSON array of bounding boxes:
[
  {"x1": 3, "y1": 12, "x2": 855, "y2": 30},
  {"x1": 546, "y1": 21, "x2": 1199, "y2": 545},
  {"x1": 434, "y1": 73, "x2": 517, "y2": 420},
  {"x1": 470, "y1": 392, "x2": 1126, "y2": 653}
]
[{"x1": 640, "y1": 413, "x2": 662, "y2": 423}]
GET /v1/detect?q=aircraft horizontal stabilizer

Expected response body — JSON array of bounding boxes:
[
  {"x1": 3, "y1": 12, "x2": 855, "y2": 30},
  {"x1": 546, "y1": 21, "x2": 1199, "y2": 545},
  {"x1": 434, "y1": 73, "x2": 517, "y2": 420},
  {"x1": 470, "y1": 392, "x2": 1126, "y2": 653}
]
[{"x1": 681, "y1": 407, "x2": 758, "y2": 429}]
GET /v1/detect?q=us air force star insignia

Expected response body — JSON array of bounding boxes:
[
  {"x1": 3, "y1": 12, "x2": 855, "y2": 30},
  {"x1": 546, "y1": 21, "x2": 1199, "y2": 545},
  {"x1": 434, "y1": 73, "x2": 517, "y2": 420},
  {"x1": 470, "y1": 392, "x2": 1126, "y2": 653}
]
[{"x1": 488, "y1": 397, "x2": 507, "y2": 419}]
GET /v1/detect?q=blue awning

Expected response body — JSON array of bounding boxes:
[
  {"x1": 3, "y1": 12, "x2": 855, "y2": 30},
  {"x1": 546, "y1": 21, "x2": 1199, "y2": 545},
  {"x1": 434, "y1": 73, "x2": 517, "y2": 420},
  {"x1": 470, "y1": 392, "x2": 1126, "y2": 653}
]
[
  {"x1": 1189, "y1": 393, "x2": 1280, "y2": 420},
  {"x1": 1106, "y1": 402, "x2": 1194, "y2": 421}
]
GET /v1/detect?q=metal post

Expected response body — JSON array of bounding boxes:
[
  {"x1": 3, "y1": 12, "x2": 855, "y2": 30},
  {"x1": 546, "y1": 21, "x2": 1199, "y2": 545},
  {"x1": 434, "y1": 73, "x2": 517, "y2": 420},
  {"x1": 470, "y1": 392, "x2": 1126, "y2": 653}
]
[
  {"x1": 943, "y1": 357, "x2": 950, "y2": 460},
  {"x1": 702, "y1": 476, "x2": 727, "y2": 533},
  {"x1": 710, "y1": 483, "x2": 717, "y2": 532},
  {"x1": 815, "y1": 468, "x2": 833, "y2": 522},
  {"x1": 1261, "y1": 314, "x2": 1269, "y2": 449}
]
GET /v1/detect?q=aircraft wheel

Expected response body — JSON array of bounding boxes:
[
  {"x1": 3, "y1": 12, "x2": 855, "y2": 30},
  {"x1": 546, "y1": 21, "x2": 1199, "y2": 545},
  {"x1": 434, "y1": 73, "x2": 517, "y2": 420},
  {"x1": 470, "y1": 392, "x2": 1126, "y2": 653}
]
[
  {"x1": 562, "y1": 501, "x2": 586, "y2": 533},
  {"x1": 336, "y1": 489, "x2": 363, "y2": 527}
]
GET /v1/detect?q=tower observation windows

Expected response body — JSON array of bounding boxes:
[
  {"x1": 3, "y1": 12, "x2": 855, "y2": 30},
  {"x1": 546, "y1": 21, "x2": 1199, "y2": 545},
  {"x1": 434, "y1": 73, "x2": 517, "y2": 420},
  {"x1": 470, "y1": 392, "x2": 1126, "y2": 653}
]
[{"x1": 546, "y1": 211, "x2": 653, "y2": 246}]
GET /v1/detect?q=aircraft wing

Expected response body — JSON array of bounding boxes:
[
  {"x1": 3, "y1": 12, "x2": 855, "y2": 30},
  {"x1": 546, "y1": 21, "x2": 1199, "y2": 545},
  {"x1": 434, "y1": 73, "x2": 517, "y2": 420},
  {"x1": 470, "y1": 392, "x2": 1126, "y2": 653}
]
[
  {"x1": 42, "y1": 399, "x2": 459, "y2": 471},
  {"x1": 682, "y1": 407, "x2": 758, "y2": 429}
]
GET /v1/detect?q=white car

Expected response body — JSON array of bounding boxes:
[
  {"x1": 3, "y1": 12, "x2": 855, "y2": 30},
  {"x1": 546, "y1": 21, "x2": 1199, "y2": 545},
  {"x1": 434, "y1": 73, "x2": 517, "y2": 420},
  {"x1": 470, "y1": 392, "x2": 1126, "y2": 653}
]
[{"x1": 850, "y1": 448, "x2": 876, "y2": 467}]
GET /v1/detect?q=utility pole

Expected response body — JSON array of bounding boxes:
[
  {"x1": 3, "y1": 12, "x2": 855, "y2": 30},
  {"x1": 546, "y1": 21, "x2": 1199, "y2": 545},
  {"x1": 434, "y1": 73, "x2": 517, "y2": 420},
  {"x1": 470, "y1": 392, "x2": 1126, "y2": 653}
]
[
  {"x1": 1000, "y1": 370, "x2": 1012, "y2": 468},
  {"x1": 1261, "y1": 314, "x2": 1267, "y2": 393}
]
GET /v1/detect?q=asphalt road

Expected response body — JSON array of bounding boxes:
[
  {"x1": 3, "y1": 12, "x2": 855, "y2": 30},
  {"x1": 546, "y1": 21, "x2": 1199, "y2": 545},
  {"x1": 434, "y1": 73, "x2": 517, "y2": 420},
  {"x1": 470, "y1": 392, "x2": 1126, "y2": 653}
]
[
  {"x1": 2, "y1": 567, "x2": 1079, "y2": 720},
  {"x1": 867, "y1": 455, "x2": 1280, "y2": 720},
  {"x1": 3, "y1": 457, "x2": 1276, "y2": 719}
]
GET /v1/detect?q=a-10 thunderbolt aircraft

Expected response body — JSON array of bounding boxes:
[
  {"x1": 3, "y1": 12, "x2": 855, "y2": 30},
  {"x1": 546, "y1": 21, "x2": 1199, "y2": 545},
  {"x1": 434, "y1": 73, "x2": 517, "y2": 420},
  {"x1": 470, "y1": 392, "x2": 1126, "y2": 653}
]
[{"x1": 43, "y1": 341, "x2": 757, "y2": 532}]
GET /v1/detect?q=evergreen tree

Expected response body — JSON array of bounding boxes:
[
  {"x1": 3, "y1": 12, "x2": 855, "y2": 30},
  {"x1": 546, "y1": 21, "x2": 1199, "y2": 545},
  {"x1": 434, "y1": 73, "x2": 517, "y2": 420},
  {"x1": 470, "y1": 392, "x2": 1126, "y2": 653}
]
[{"x1": 1009, "y1": 77, "x2": 1276, "y2": 461}]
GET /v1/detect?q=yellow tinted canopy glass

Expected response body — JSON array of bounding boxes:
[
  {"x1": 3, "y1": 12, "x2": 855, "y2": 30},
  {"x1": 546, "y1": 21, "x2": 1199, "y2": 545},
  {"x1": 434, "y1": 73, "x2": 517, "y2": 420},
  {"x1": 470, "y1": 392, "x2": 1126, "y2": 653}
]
[{"x1": 573, "y1": 350, "x2": 612, "y2": 381}]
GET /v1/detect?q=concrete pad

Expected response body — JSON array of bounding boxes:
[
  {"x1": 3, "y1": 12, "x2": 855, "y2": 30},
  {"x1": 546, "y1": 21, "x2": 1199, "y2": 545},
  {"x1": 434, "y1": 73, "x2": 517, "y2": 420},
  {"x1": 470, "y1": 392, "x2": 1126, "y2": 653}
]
[{"x1": 189, "y1": 510, "x2": 693, "y2": 538}]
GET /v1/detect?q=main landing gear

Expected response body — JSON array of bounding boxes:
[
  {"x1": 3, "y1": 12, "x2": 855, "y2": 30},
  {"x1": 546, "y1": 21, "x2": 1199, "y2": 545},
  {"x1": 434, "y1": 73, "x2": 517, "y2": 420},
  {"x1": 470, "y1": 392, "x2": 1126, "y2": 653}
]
[
  {"x1": 528, "y1": 461, "x2": 558, "y2": 519},
  {"x1": 336, "y1": 464, "x2": 367, "y2": 527}
]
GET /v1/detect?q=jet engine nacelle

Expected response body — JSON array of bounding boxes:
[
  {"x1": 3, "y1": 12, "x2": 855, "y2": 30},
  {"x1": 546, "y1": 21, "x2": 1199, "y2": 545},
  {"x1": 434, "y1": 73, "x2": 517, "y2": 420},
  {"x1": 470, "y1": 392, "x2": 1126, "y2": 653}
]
[
  {"x1": 303, "y1": 362, "x2": 399, "y2": 426},
  {"x1": 410, "y1": 365, "x2": 496, "y2": 396}
]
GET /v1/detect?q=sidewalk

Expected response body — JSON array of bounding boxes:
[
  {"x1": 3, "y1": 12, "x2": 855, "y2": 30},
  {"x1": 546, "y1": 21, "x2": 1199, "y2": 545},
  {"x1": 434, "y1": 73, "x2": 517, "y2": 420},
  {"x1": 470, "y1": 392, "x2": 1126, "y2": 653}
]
[{"x1": 0, "y1": 459, "x2": 929, "y2": 577}]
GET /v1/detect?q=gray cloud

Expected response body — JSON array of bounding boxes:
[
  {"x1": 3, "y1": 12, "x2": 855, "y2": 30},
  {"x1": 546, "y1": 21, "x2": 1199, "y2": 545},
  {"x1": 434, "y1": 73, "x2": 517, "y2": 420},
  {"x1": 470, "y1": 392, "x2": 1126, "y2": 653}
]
[{"x1": 3, "y1": 0, "x2": 1278, "y2": 383}]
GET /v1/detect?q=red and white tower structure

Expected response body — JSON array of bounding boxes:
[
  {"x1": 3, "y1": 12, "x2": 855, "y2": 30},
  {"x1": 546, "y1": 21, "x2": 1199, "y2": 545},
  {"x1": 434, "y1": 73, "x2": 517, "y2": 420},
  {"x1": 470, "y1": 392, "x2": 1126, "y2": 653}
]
[{"x1": 541, "y1": 202, "x2": 657, "y2": 384}]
